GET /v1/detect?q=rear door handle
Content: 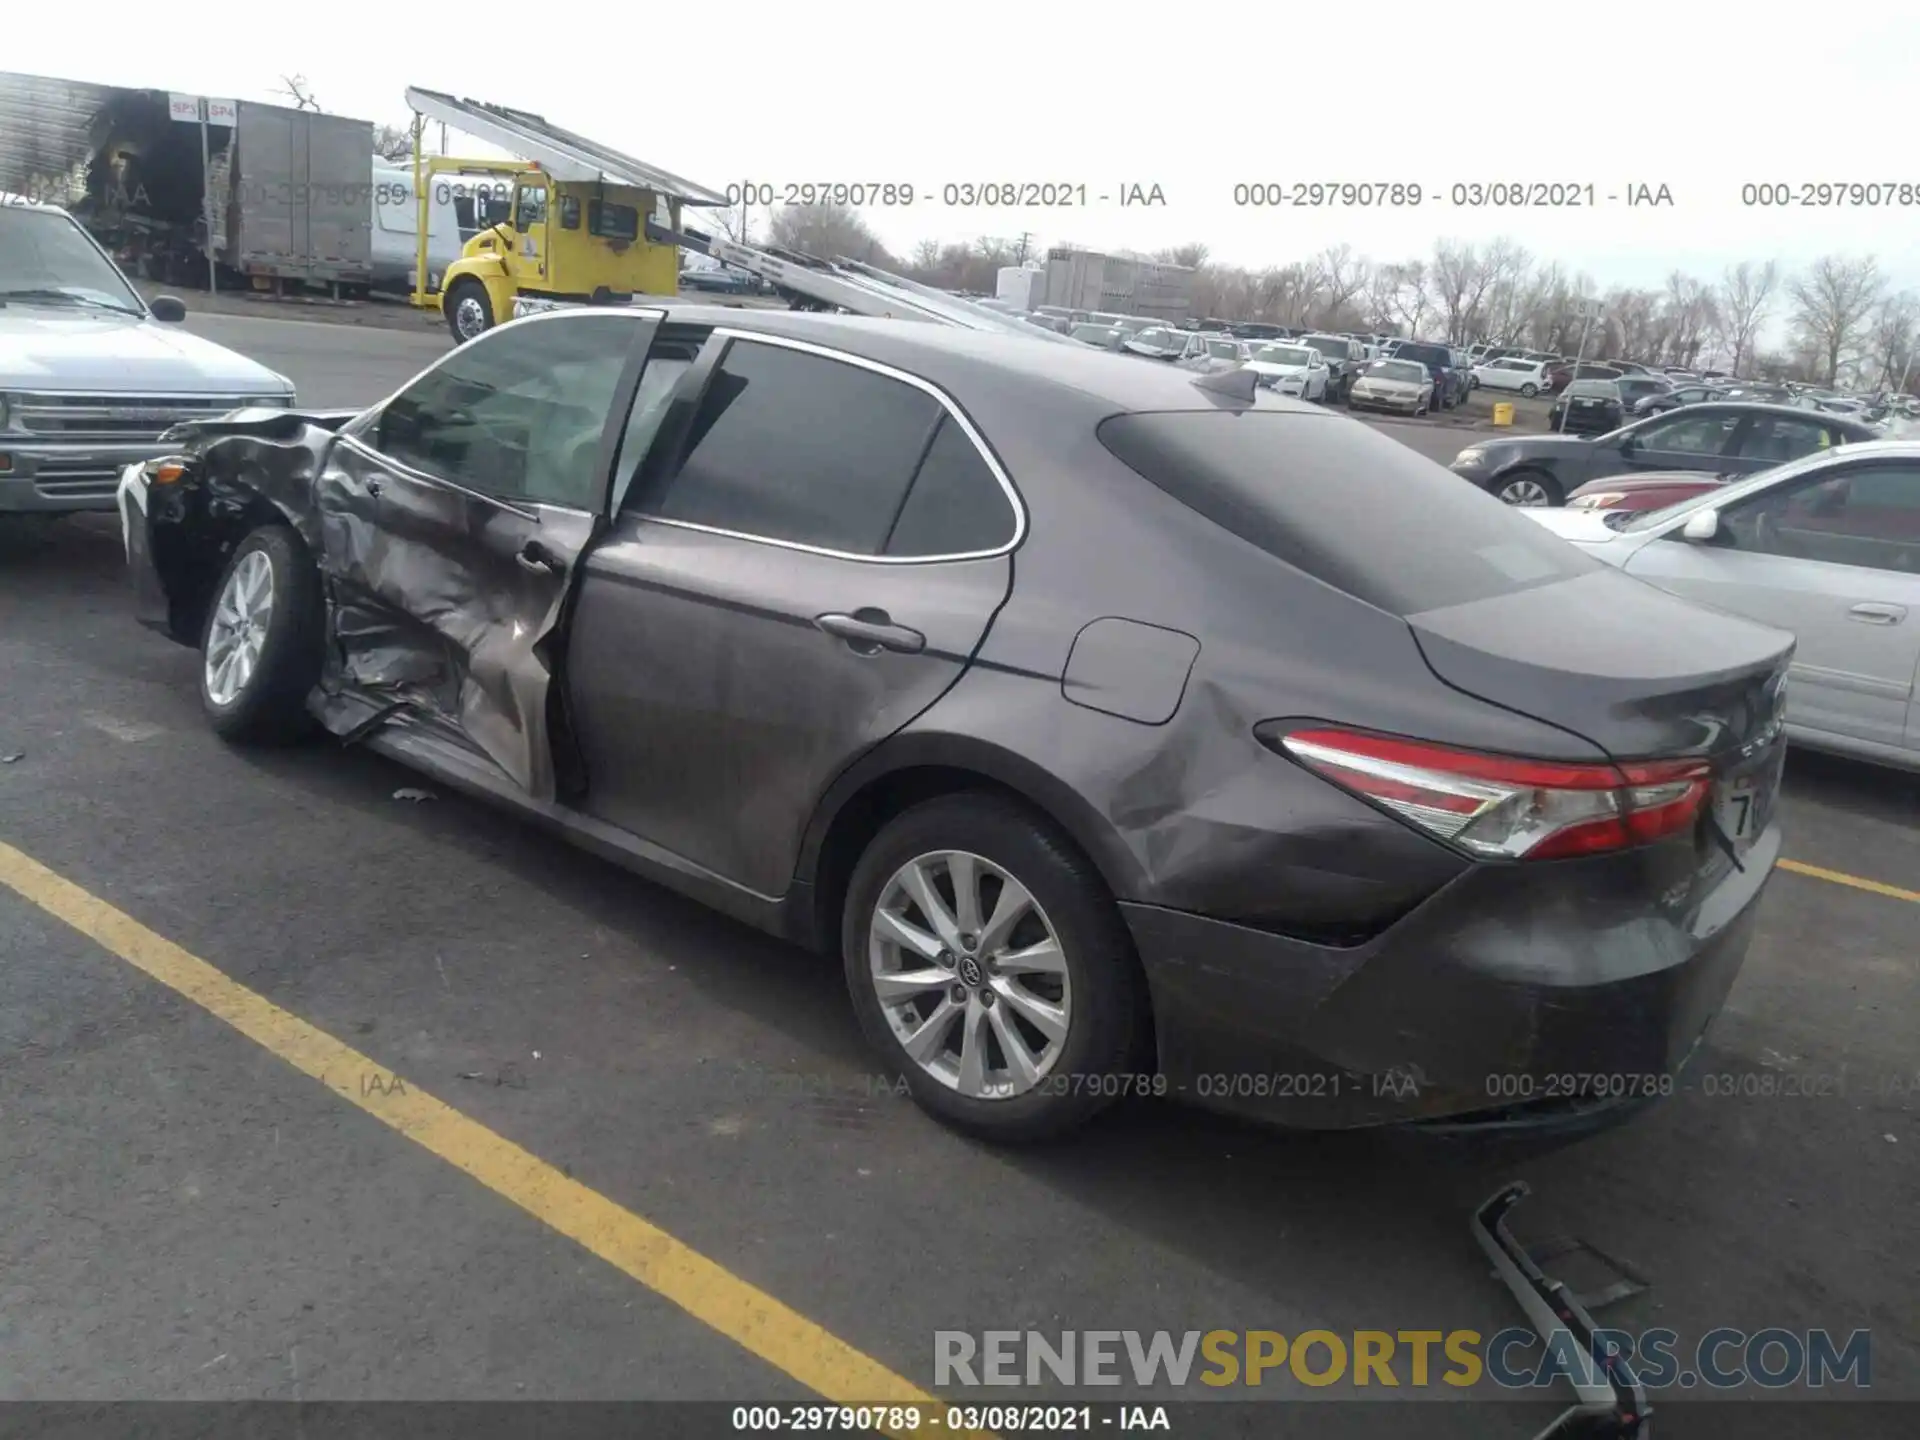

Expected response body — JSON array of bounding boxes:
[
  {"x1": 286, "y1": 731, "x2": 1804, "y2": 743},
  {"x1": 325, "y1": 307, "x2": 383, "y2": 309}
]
[
  {"x1": 365, "y1": 478, "x2": 383, "y2": 498},
  {"x1": 815, "y1": 610, "x2": 926, "y2": 655},
  {"x1": 1847, "y1": 602, "x2": 1906, "y2": 624}
]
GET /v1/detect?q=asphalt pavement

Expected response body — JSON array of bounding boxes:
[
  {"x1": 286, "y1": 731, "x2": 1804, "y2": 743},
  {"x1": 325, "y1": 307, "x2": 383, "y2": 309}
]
[{"x1": 1, "y1": 312, "x2": 1915, "y2": 1433}]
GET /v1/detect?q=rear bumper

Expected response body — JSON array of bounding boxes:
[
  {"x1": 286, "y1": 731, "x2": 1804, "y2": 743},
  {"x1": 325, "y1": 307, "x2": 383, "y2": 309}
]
[
  {"x1": 1123, "y1": 823, "x2": 1779, "y2": 1134},
  {"x1": 0, "y1": 439, "x2": 177, "y2": 513}
]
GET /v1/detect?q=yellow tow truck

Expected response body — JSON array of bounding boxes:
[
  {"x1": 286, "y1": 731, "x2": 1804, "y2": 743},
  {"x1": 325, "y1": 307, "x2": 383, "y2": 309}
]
[
  {"x1": 402, "y1": 87, "x2": 731, "y2": 342},
  {"x1": 396, "y1": 87, "x2": 1088, "y2": 344}
]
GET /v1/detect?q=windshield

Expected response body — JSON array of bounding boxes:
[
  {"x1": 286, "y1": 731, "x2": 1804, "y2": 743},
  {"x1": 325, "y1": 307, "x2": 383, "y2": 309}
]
[
  {"x1": 1302, "y1": 336, "x2": 1347, "y2": 359},
  {"x1": 1071, "y1": 325, "x2": 1118, "y2": 343},
  {"x1": 1206, "y1": 340, "x2": 1242, "y2": 359},
  {"x1": 0, "y1": 207, "x2": 144, "y2": 313},
  {"x1": 1254, "y1": 346, "x2": 1313, "y2": 367},
  {"x1": 1133, "y1": 329, "x2": 1178, "y2": 348}
]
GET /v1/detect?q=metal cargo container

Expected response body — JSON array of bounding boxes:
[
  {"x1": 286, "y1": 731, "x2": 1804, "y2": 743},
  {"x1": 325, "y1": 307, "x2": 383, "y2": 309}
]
[
  {"x1": 222, "y1": 101, "x2": 373, "y2": 285},
  {"x1": 1042, "y1": 247, "x2": 1192, "y2": 323}
]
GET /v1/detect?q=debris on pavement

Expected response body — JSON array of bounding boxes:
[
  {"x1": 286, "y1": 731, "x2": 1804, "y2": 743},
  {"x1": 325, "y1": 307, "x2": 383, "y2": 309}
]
[{"x1": 392, "y1": 787, "x2": 437, "y2": 803}]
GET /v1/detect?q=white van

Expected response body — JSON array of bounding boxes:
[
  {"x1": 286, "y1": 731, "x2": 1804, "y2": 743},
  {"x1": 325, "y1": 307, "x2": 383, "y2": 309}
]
[{"x1": 369, "y1": 160, "x2": 470, "y2": 295}]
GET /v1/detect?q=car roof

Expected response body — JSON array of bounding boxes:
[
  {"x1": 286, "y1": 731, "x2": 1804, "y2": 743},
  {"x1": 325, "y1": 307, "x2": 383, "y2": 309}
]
[
  {"x1": 641, "y1": 304, "x2": 1312, "y2": 412},
  {"x1": 0, "y1": 194, "x2": 70, "y2": 214}
]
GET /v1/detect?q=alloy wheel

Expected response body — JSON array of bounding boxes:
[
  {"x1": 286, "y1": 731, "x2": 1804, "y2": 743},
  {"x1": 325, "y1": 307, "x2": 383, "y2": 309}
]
[
  {"x1": 868, "y1": 850, "x2": 1071, "y2": 1100},
  {"x1": 1499, "y1": 477, "x2": 1553, "y2": 506},
  {"x1": 204, "y1": 549, "x2": 275, "y2": 706}
]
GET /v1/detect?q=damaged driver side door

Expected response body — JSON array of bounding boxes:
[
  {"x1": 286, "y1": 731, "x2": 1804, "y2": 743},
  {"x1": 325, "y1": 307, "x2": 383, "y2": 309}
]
[{"x1": 323, "y1": 309, "x2": 661, "y2": 797}]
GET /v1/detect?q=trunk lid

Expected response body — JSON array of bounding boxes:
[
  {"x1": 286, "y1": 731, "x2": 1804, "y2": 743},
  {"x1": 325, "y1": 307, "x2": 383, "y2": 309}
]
[{"x1": 1405, "y1": 567, "x2": 1793, "y2": 766}]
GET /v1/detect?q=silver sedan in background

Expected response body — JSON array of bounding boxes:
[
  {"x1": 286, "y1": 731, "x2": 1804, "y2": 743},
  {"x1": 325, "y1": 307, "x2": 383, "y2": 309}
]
[
  {"x1": 1527, "y1": 440, "x2": 1920, "y2": 771},
  {"x1": 1346, "y1": 358, "x2": 1435, "y2": 416}
]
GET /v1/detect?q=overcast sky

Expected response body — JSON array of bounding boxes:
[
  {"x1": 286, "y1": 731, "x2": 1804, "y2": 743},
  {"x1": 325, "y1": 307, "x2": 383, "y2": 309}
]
[{"x1": 15, "y1": 1, "x2": 1920, "y2": 293}]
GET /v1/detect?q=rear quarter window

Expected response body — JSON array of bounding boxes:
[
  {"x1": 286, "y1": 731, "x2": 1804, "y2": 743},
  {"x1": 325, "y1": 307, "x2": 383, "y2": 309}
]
[{"x1": 1097, "y1": 410, "x2": 1598, "y2": 614}]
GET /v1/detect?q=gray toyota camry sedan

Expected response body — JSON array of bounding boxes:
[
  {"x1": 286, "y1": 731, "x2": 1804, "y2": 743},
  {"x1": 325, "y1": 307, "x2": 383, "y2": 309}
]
[{"x1": 119, "y1": 303, "x2": 1794, "y2": 1143}]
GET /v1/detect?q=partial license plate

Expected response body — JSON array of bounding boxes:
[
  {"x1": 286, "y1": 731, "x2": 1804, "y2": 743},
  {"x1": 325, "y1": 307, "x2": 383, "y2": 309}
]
[{"x1": 1713, "y1": 763, "x2": 1778, "y2": 851}]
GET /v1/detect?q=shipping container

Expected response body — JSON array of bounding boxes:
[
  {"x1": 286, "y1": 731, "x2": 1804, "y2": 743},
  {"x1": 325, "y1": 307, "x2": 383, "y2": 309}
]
[
  {"x1": 221, "y1": 102, "x2": 373, "y2": 285},
  {"x1": 1041, "y1": 247, "x2": 1194, "y2": 324}
]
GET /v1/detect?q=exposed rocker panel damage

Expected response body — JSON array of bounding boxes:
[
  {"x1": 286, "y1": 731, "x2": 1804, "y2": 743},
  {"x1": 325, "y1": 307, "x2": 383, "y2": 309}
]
[{"x1": 149, "y1": 410, "x2": 579, "y2": 798}]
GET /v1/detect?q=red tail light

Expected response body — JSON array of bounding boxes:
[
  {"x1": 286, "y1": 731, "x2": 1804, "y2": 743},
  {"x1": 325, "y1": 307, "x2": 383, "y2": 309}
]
[{"x1": 1273, "y1": 727, "x2": 1711, "y2": 861}]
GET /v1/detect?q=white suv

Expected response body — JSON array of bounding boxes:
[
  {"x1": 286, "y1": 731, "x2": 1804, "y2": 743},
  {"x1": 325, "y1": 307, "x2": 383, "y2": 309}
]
[{"x1": 1470, "y1": 357, "x2": 1552, "y2": 397}]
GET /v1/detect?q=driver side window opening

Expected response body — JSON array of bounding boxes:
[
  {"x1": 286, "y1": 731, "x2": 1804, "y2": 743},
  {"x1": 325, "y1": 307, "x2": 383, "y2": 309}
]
[
  {"x1": 373, "y1": 314, "x2": 639, "y2": 509},
  {"x1": 1714, "y1": 463, "x2": 1920, "y2": 573},
  {"x1": 1636, "y1": 412, "x2": 1734, "y2": 454}
]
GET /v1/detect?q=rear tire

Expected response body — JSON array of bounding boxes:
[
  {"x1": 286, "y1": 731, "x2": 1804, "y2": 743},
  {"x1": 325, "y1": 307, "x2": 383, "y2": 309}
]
[
  {"x1": 199, "y1": 524, "x2": 324, "y2": 744},
  {"x1": 1520, "y1": 382, "x2": 1539, "y2": 398},
  {"x1": 842, "y1": 795, "x2": 1147, "y2": 1143}
]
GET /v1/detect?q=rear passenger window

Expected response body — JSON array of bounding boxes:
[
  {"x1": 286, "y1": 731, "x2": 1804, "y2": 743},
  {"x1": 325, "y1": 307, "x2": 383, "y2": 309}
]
[
  {"x1": 641, "y1": 339, "x2": 941, "y2": 554},
  {"x1": 884, "y1": 414, "x2": 1017, "y2": 557}
]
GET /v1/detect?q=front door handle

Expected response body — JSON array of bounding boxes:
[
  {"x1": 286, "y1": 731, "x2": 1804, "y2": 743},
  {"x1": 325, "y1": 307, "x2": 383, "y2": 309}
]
[
  {"x1": 365, "y1": 477, "x2": 383, "y2": 498},
  {"x1": 1847, "y1": 602, "x2": 1906, "y2": 625},
  {"x1": 815, "y1": 610, "x2": 926, "y2": 655},
  {"x1": 516, "y1": 539, "x2": 565, "y2": 576}
]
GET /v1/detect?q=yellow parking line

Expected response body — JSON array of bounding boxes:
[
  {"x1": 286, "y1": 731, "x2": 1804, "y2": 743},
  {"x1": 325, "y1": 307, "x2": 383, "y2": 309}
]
[
  {"x1": 0, "y1": 839, "x2": 971, "y2": 1439},
  {"x1": 1779, "y1": 858, "x2": 1920, "y2": 905}
]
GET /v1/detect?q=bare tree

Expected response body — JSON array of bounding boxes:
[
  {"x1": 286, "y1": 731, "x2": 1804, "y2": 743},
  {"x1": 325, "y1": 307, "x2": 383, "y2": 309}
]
[
  {"x1": 1429, "y1": 240, "x2": 1525, "y2": 343},
  {"x1": 372, "y1": 122, "x2": 420, "y2": 163},
  {"x1": 1866, "y1": 291, "x2": 1920, "y2": 391},
  {"x1": 1788, "y1": 255, "x2": 1884, "y2": 385},
  {"x1": 1156, "y1": 242, "x2": 1210, "y2": 269},
  {"x1": 908, "y1": 238, "x2": 943, "y2": 275},
  {"x1": 1713, "y1": 261, "x2": 1778, "y2": 375},
  {"x1": 1313, "y1": 244, "x2": 1370, "y2": 322},
  {"x1": 1662, "y1": 272, "x2": 1717, "y2": 367},
  {"x1": 275, "y1": 75, "x2": 321, "y2": 112},
  {"x1": 766, "y1": 203, "x2": 892, "y2": 264}
]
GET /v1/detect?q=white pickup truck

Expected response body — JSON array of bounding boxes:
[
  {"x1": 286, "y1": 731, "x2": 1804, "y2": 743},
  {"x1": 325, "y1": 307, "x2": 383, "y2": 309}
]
[{"x1": 1, "y1": 196, "x2": 295, "y2": 515}]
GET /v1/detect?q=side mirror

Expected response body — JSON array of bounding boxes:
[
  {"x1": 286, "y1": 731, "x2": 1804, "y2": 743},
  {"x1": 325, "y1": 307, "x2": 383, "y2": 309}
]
[
  {"x1": 149, "y1": 295, "x2": 187, "y2": 322},
  {"x1": 1681, "y1": 509, "x2": 1720, "y2": 543}
]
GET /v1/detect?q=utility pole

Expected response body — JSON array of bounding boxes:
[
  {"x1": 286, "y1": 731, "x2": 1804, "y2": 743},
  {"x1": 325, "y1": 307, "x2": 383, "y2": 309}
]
[{"x1": 1014, "y1": 231, "x2": 1034, "y2": 266}]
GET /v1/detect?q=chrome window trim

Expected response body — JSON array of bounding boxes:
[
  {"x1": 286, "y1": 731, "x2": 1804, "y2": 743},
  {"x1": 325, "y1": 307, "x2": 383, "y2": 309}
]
[{"x1": 632, "y1": 327, "x2": 1026, "y2": 566}]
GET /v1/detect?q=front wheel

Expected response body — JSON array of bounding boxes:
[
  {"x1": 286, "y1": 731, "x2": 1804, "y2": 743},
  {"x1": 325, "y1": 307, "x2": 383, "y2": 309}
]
[
  {"x1": 1495, "y1": 472, "x2": 1561, "y2": 507},
  {"x1": 843, "y1": 795, "x2": 1147, "y2": 1143},
  {"x1": 445, "y1": 278, "x2": 495, "y2": 343},
  {"x1": 200, "y1": 525, "x2": 324, "y2": 743}
]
